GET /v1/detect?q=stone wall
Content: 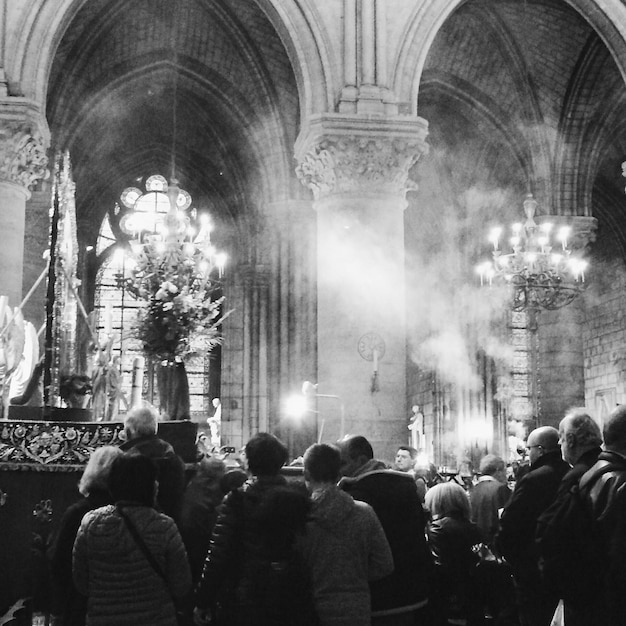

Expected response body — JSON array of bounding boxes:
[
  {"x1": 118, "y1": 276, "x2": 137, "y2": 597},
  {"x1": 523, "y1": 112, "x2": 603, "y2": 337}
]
[{"x1": 583, "y1": 259, "x2": 626, "y2": 428}]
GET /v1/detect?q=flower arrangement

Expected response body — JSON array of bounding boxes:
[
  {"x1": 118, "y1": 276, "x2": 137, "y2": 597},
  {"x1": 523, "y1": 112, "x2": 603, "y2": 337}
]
[
  {"x1": 117, "y1": 176, "x2": 227, "y2": 364},
  {"x1": 119, "y1": 245, "x2": 226, "y2": 364}
]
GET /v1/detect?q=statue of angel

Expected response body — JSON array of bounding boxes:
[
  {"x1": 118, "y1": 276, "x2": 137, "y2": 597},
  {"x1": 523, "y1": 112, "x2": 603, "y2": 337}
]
[{"x1": 0, "y1": 306, "x2": 26, "y2": 418}]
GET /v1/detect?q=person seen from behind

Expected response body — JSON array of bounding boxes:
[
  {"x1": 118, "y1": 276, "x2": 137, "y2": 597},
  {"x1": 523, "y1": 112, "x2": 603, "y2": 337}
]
[
  {"x1": 425, "y1": 482, "x2": 483, "y2": 626},
  {"x1": 337, "y1": 435, "x2": 432, "y2": 625},
  {"x1": 470, "y1": 454, "x2": 510, "y2": 546},
  {"x1": 299, "y1": 443, "x2": 393, "y2": 625},
  {"x1": 194, "y1": 432, "x2": 316, "y2": 626},
  {"x1": 51, "y1": 445, "x2": 123, "y2": 626},
  {"x1": 179, "y1": 456, "x2": 226, "y2": 586},
  {"x1": 120, "y1": 403, "x2": 186, "y2": 523},
  {"x1": 72, "y1": 453, "x2": 192, "y2": 625}
]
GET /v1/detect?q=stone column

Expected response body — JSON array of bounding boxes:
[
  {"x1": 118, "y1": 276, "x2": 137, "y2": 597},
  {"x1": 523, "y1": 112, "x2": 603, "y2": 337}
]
[
  {"x1": 0, "y1": 100, "x2": 49, "y2": 307},
  {"x1": 296, "y1": 114, "x2": 429, "y2": 460}
]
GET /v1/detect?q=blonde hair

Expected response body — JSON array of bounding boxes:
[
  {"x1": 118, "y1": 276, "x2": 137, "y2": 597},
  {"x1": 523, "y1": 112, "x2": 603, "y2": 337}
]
[
  {"x1": 424, "y1": 481, "x2": 471, "y2": 520},
  {"x1": 78, "y1": 445, "x2": 124, "y2": 497}
]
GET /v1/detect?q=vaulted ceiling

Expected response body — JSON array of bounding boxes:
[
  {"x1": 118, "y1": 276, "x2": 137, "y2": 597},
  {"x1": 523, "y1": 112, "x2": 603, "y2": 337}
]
[
  {"x1": 46, "y1": 0, "x2": 626, "y2": 270},
  {"x1": 46, "y1": 0, "x2": 300, "y2": 250},
  {"x1": 409, "y1": 0, "x2": 626, "y2": 280}
]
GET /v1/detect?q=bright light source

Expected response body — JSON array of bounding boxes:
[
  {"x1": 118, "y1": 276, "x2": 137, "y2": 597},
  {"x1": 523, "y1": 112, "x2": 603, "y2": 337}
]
[{"x1": 285, "y1": 395, "x2": 308, "y2": 418}]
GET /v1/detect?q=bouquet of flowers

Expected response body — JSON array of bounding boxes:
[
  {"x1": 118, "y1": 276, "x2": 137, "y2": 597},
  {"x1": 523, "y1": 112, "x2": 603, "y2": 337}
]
[{"x1": 119, "y1": 234, "x2": 226, "y2": 363}]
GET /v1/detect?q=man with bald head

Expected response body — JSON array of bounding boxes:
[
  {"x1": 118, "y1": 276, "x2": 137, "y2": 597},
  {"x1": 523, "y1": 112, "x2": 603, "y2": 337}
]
[{"x1": 496, "y1": 426, "x2": 569, "y2": 626}]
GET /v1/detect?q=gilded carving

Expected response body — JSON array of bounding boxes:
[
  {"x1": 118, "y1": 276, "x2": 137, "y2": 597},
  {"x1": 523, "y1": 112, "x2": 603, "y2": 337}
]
[
  {"x1": 0, "y1": 421, "x2": 125, "y2": 467},
  {"x1": 0, "y1": 123, "x2": 49, "y2": 190},
  {"x1": 296, "y1": 136, "x2": 423, "y2": 200}
]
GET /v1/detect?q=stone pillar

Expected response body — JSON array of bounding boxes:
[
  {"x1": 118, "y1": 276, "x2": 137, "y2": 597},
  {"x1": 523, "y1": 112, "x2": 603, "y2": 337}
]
[
  {"x1": 296, "y1": 114, "x2": 429, "y2": 460},
  {"x1": 535, "y1": 214, "x2": 597, "y2": 427},
  {"x1": 266, "y1": 200, "x2": 317, "y2": 457},
  {"x1": 0, "y1": 100, "x2": 49, "y2": 307}
]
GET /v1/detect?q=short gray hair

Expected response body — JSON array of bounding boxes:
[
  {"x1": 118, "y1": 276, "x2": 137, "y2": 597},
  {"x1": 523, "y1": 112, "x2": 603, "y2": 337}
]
[
  {"x1": 124, "y1": 405, "x2": 159, "y2": 438},
  {"x1": 79, "y1": 445, "x2": 124, "y2": 496},
  {"x1": 479, "y1": 454, "x2": 505, "y2": 476},
  {"x1": 562, "y1": 408, "x2": 602, "y2": 448}
]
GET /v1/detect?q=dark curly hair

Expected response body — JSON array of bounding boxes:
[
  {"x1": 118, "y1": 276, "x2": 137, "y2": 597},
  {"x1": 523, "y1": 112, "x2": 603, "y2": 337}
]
[{"x1": 59, "y1": 374, "x2": 92, "y2": 401}]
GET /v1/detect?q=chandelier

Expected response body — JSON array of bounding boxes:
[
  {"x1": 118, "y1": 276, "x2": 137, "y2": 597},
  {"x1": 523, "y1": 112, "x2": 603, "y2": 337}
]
[
  {"x1": 476, "y1": 194, "x2": 588, "y2": 311},
  {"x1": 115, "y1": 175, "x2": 226, "y2": 363}
]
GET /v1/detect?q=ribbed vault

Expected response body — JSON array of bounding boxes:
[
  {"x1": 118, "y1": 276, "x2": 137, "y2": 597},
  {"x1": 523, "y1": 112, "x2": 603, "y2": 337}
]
[{"x1": 46, "y1": 0, "x2": 300, "y2": 258}]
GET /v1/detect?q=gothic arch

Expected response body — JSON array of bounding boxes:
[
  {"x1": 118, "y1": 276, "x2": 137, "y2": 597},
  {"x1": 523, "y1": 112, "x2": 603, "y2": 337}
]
[
  {"x1": 392, "y1": 0, "x2": 626, "y2": 114},
  {"x1": 10, "y1": 0, "x2": 335, "y2": 127}
]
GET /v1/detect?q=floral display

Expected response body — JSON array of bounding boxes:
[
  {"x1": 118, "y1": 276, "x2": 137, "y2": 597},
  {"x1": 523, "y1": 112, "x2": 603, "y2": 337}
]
[{"x1": 117, "y1": 176, "x2": 227, "y2": 365}]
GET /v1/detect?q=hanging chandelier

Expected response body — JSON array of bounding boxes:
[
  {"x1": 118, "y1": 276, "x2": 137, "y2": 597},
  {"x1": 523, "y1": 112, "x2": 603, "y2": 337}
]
[
  {"x1": 115, "y1": 175, "x2": 226, "y2": 363},
  {"x1": 476, "y1": 193, "x2": 588, "y2": 311}
]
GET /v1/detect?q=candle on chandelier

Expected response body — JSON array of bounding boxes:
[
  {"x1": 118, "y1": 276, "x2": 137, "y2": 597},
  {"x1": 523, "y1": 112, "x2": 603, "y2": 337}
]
[{"x1": 489, "y1": 227, "x2": 502, "y2": 251}]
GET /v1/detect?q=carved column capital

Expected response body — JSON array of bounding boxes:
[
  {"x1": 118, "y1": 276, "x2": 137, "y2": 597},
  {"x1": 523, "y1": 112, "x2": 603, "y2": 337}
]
[
  {"x1": 0, "y1": 100, "x2": 50, "y2": 195},
  {"x1": 295, "y1": 114, "x2": 429, "y2": 202}
]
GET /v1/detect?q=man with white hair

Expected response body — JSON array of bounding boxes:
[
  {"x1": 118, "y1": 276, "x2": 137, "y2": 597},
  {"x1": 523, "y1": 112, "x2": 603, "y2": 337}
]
[
  {"x1": 120, "y1": 404, "x2": 185, "y2": 522},
  {"x1": 535, "y1": 409, "x2": 603, "y2": 625}
]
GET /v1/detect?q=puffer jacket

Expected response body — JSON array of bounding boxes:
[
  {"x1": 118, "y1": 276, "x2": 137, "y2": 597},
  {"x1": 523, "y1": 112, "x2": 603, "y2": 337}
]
[
  {"x1": 73, "y1": 503, "x2": 191, "y2": 625},
  {"x1": 299, "y1": 486, "x2": 393, "y2": 626},
  {"x1": 195, "y1": 475, "x2": 315, "y2": 626}
]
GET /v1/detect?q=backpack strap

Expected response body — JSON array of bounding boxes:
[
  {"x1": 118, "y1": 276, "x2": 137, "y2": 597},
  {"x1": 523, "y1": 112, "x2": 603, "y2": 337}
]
[{"x1": 116, "y1": 504, "x2": 168, "y2": 584}]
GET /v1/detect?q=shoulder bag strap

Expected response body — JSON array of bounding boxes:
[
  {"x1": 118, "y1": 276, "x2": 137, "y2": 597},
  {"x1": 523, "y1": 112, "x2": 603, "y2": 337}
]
[{"x1": 116, "y1": 504, "x2": 168, "y2": 584}]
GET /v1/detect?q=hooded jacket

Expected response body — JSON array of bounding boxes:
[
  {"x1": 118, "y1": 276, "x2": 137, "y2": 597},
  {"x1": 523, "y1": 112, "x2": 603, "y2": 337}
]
[
  {"x1": 299, "y1": 486, "x2": 393, "y2": 626},
  {"x1": 340, "y1": 464, "x2": 433, "y2": 615}
]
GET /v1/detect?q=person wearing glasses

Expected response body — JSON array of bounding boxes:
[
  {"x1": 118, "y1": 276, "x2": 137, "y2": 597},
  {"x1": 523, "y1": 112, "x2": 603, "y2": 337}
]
[{"x1": 496, "y1": 426, "x2": 569, "y2": 626}]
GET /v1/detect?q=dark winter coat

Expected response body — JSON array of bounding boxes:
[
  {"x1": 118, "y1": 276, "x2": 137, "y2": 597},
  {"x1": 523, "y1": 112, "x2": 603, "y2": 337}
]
[
  {"x1": 340, "y1": 466, "x2": 433, "y2": 617},
  {"x1": 50, "y1": 489, "x2": 112, "y2": 626},
  {"x1": 469, "y1": 477, "x2": 511, "y2": 545},
  {"x1": 427, "y1": 514, "x2": 483, "y2": 625},
  {"x1": 120, "y1": 435, "x2": 186, "y2": 522},
  {"x1": 195, "y1": 475, "x2": 316, "y2": 626},
  {"x1": 536, "y1": 446, "x2": 602, "y2": 546},
  {"x1": 581, "y1": 450, "x2": 626, "y2": 626},
  {"x1": 73, "y1": 503, "x2": 191, "y2": 625},
  {"x1": 179, "y1": 458, "x2": 226, "y2": 584},
  {"x1": 497, "y1": 449, "x2": 569, "y2": 584}
]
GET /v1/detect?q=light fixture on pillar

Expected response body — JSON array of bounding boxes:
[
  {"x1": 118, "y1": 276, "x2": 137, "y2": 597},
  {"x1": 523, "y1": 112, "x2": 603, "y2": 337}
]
[{"x1": 476, "y1": 194, "x2": 588, "y2": 311}]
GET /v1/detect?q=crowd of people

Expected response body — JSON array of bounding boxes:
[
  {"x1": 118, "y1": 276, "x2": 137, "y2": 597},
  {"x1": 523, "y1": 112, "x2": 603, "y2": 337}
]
[{"x1": 48, "y1": 402, "x2": 626, "y2": 626}]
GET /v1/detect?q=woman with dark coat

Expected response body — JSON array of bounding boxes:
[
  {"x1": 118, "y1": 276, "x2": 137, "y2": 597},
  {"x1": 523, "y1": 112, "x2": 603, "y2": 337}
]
[
  {"x1": 178, "y1": 456, "x2": 226, "y2": 585},
  {"x1": 425, "y1": 482, "x2": 483, "y2": 626},
  {"x1": 50, "y1": 445, "x2": 123, "y2": 626},
  {"x1": 194, "y1": 432, "x2": 315, "y2": 626}
]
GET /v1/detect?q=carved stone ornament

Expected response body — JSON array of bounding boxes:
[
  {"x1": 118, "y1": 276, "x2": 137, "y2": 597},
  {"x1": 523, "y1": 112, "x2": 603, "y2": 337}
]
[
  {"x1": 296, "y1": 135, "x2": 425, "y2": 200},
  {"x1": 0, "y1": 123, "x2": 49, "y2": 191},
  {"x1": 0, "y1": 421, "x2": 125, "y2": 468}
]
